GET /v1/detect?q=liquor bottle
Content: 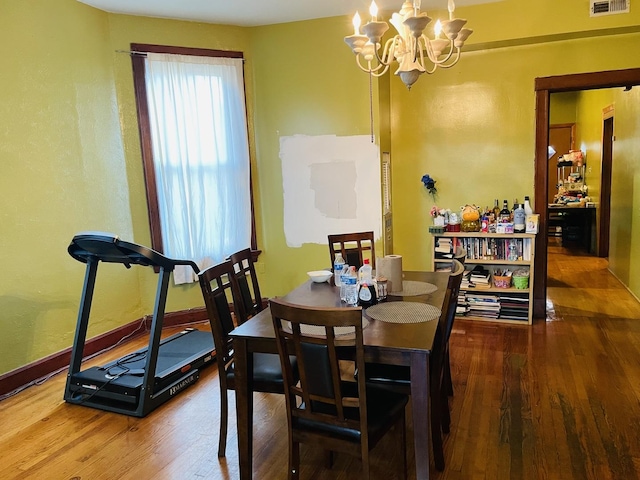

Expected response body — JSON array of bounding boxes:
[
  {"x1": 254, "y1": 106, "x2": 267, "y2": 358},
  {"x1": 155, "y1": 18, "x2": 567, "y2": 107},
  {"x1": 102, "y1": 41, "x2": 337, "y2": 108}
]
[
  {"x1": 499, "y1": 200, "x2": 511, "y2": 222},
  {"x1": 492, "y1": 199, "x2": 500, "y2": 223}
]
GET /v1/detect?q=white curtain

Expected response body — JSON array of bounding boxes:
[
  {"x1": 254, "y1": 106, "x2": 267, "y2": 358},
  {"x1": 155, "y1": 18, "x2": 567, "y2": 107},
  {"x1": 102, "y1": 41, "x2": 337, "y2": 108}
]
[{"x1": 144, "y1": 53, "x2": 252, "y2": 284}]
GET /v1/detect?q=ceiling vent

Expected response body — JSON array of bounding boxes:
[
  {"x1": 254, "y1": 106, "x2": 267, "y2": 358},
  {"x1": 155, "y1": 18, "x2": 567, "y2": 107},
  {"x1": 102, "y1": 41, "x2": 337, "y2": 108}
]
[{"x1": 590, "y1": 0, "x2": 630, "y2": 16}]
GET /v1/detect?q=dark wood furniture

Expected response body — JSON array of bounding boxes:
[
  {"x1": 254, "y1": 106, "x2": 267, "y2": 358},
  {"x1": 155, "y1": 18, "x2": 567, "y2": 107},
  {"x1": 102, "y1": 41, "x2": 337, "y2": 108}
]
[
  {"x1": 328, "y1": 231, "x2": 376, "y2": 270},
  {"x1": 230, "y1": 270, "x2": 449, "y2": 480},
  {"x1": 270, "y1": 298, "x2": 408, "y2": 480},
  {"x1": 228, "y1": 248, "x2": 264, "y2": 321},
  {"x1": 198, "y1": 260, "x2": 292, "y2": 457},
  {"x1": 365, "y1": 260, "x2": 464, "y2": 471},
  {"x1": 547, "y1": 205, "x2": 596, "y2": 253}
]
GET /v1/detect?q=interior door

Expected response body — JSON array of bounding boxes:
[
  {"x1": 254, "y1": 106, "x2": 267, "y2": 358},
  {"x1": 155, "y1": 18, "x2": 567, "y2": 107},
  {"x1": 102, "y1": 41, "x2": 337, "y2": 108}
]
[{"x1": 548, "y1": 124, "x2": 575, "y2": 204}]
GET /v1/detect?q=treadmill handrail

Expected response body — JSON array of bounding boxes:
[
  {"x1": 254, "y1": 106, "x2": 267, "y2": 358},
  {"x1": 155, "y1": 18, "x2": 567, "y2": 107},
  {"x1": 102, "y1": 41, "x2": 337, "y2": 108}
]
[{"x1": 68, "y1": 232, "x2": 199, "y2": 273}]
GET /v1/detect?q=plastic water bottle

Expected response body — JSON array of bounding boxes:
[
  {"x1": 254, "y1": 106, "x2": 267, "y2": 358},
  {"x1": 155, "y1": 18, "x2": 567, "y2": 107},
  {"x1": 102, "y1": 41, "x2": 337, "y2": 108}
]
[
  {"x1": 333, "y1": 253, "x2": 345, "y2": 286},
  {"x1": 339, "y1": 264, "x2": 350, "y2": 302},
  {"x1": 344, "y1": 267, "x2": 358, "y2": 306},
  {"x1": 357, "y1": 259, "x2": 377, "y2": 308}
]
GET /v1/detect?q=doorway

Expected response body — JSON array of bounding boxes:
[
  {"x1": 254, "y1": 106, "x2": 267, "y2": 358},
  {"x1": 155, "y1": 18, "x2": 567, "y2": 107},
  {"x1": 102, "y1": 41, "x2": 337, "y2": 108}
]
[{"x1": 532, "y1": 68, "x2": 640, "y2": 319}]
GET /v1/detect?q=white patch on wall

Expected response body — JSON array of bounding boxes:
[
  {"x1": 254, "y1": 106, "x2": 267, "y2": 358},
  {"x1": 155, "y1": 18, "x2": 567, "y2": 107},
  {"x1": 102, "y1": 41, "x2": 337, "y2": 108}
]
[{"x1": 280, "y1": 134, "x2": 382, "y2": 247}]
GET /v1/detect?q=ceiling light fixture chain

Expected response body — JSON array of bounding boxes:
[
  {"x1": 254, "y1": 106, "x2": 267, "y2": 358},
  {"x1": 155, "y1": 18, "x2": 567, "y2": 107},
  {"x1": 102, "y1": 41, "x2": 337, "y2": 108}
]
[{"x1": 344, "y1": 0, "x2": 473, "y2": 89}]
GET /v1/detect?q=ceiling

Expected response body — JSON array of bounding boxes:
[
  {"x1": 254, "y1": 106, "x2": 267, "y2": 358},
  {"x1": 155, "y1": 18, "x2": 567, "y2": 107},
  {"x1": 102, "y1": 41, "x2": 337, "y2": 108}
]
[{"x1": 77, "y1": 0, "x2": 498, "y2": 27}]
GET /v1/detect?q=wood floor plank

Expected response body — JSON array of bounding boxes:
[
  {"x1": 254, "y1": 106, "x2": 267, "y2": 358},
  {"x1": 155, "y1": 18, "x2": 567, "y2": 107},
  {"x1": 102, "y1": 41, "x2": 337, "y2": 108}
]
[{"x1": 2, "y1": 246, "x2": 640, "y2": 479}]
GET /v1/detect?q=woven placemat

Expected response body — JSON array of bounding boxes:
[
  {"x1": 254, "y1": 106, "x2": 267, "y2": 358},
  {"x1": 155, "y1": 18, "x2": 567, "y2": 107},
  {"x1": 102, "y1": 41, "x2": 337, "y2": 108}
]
[
  {"x1": 365, "y1": 302, "x2": 441, "y2": 324},
  {"x1": 390, "y1": 280, "x2": 438, "y2": 296},
  {"x1": 284, "y1": 317, "x2": 369, "y2": 339}
]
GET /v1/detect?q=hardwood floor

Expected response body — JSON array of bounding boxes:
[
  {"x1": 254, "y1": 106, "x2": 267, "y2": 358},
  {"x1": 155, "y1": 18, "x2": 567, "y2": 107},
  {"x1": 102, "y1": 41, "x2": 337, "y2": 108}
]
[{"x1": 2, "y1": 245, "x2": 640, "y2": 479}]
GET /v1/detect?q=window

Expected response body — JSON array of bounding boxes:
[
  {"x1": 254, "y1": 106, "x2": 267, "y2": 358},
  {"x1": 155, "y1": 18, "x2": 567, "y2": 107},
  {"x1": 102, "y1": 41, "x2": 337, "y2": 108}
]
[{"x1": 131, "y1": 44, "x2": 257, "y2": 283}]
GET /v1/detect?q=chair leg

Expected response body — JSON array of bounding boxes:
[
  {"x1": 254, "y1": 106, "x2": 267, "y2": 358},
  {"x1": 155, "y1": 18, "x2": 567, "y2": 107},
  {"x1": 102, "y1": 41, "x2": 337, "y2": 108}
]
[
  {"x1": 441, "y1": 387, "x2": 451, "y2": 435},
  {"x1": 430, "y1": 382, "x2": 445, "y2": 471},
  {"x1": 289, "y1": 439, "x2": 300, "y2": 480},
  {"x1": 361, "y1": 447, "x2": 371, "y2": 480},
  {"x1": 218, "y1": 385, "x2": 228, "y2": 457},
  {"x1": 324, "y1": 450, "x2": 334, "y2": 469},
  {"x1": 400, "y1": 410, "x2": 408, "y2": 480},
  {"x1": 444, "y1": 351, "x2": 454, "y2": 397}
]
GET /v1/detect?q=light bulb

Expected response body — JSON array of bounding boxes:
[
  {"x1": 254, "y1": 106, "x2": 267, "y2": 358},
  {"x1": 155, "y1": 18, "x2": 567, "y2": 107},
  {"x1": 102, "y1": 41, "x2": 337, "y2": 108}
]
[
  {"x1": 369, "y1": 1, "x2": 378, "y2": 21},
  {"x1": 353, "y1": 11, "x2": 361, "y2": 35},
  {"x1": 434, "y1": 19, "x2": 442, "y2": 38}
]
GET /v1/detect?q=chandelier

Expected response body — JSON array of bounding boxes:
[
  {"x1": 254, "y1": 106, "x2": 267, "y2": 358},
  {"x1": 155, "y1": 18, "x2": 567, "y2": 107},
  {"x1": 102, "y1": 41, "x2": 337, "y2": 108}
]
[{"x1": 344, "y1": 0, "x2": 473, "y2": 89}]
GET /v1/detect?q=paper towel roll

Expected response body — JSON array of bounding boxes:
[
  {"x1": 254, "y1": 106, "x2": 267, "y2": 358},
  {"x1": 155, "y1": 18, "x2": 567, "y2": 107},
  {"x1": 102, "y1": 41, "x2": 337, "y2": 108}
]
[{"x1": 376, "y1": 255, "x2": 403, "y2": 294}]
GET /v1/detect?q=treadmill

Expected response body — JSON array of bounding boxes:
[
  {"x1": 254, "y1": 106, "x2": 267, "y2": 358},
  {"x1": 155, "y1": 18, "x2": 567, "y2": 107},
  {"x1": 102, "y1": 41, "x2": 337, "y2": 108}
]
[{"x1": 64, "y1": 232, "x2": 215, "y2": 417}]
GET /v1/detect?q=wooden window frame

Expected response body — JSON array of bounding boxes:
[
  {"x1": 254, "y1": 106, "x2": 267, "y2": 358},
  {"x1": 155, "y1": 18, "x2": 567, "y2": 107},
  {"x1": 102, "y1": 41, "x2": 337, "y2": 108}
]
[{"x1": 130, "y1": 43, "x2": 259, "y2": 260}]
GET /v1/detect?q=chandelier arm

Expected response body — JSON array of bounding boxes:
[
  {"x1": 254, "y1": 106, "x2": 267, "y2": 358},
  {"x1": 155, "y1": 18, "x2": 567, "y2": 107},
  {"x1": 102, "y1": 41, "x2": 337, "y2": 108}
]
[
  {"x1": 375, "y1": 37, "x2": 400, "y2": 66},
  {"x1": 355, "y1": 55, "x2": 390, "y2": 75},
  {"x1": 434, "y1": 48, "x2": 462, "y2": 68},
  {"x1": 418, "y1": 46, "x2": 438, "y2": 75},
  {"x1": 420, "y1": 35, "x2": 457, "y2": 66}
]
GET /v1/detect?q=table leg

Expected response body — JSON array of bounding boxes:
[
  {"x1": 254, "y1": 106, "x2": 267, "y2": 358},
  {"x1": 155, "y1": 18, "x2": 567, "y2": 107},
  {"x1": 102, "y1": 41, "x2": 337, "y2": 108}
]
[
  {"x1": 234, "y1": 338, "x2": 254, "y2": 480},
  {"x1": 411, "y1": 351, "x2": 430, "y2": 480}
]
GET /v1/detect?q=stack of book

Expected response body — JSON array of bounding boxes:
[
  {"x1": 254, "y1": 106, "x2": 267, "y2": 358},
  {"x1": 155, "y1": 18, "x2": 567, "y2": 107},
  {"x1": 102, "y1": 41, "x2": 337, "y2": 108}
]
[
  {"x1": 435, "y1": 237, "x2": 453, "y2": 258},
  {"x1": 499, "y1": 294, "x2": 529, "y2": 321},
  {"x1": 469, "y1": 265, "x2": 491, "y2": 289},
  {"x1": 465, "y1": 293, "x2": 500, "y2": 319}
]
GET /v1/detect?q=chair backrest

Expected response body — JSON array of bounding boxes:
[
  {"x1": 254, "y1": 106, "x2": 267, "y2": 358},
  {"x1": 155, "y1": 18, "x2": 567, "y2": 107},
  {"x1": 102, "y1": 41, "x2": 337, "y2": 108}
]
[
  {"x1": 328, "y1": 231, "x2": 376, "y2": 271},
  {"x1": 444, "y1": 259, "x2": 465, "y2": 343},
  {"x1": 198, "y1": 260, "x2": 241, "y2": 368},
  {"x1": 269, "y1": 298, "x2": 367, "y2": 434},
  {"x1": 228, "y1": 248, "x2": 263, "y2": 324},
  {"x1": 453, "y1": 246, "x2": 467, "y2": 264}
]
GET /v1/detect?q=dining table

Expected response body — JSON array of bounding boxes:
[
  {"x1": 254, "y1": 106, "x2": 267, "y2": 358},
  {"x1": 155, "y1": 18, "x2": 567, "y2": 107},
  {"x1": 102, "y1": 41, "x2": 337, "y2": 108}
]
[{"x1": 229, "y1": 270, "x2": 450, "y2": 480}]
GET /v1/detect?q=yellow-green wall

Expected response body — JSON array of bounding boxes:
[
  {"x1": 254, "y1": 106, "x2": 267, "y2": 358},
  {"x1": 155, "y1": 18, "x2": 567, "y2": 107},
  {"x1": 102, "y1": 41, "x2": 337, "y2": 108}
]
[{"x1": 2, "y1": 0, "x2": 640, "y2": 376}]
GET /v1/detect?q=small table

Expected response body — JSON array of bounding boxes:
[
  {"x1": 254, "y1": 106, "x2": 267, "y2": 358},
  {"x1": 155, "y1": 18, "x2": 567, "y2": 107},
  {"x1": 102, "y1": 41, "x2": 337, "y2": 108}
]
[
  {"x1": 230, "y1": 270, "x2": 449, "y2": 480},
  {"x1": 548, "y1": 204, "x2": 596, "y2": 252}
]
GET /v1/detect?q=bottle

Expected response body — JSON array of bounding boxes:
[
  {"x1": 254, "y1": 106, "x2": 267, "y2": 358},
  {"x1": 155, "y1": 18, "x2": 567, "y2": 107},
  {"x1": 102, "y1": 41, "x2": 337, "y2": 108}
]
[
  {"x1": 339, "y1": 264, "x2": 350, "y2": 301},
  {"x1": 357, "y1": 259, "x2": 377, "y2": 308},
  {"x1": 481, "y1": 211, "x2": 489, "y2": 232},
  {"x1": 524, "y1": 196, "x2": 533, "y2": 215},
  {"x1": 333, "y1": 253, "x2": 345, "y2": 286},
  {"x1": 511, "y1": 198, "x2": 519, "y2": 221},
  {"x1": 514, "y1": 204, "x2": 526, "y2": 233},
  {"x1": 499, "y1": 200, "x2": 511, "y2": 223},
  {"x1": 492, "y1": 199, "x2": 500, "y2": 224},
  {"x1": 344, "y1": 266, "x2": 358, "y2": 306}
]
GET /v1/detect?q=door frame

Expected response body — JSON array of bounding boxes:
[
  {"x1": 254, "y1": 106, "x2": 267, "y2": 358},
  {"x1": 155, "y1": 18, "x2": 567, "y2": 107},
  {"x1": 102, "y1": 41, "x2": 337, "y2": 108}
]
[
  {"x1": 599, "y1": 112, "x2": 614, "y2": 257},
  {"x1": 532, "y1": 68, "x2": 640, "y2": 319}
]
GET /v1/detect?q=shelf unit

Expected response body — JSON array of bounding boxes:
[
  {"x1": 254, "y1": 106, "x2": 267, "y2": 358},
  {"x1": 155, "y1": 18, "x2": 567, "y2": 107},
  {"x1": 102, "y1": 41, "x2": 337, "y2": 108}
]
[
  {"x1": 557, "y1": 160, "x2": 587, "y2": 194},
  {"x1": 430, "y1": 232, "x2": 536, "y2": 325}
]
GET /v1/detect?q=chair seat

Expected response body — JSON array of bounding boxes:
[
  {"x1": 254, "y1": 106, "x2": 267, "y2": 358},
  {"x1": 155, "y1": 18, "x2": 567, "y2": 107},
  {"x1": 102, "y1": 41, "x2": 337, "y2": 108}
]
[
  {"x1": 227, "y1": 352, "x2": 297, "y2": 388},
  {"x1": 295, "y1": 382, "x2": 408, "y2": 442}
]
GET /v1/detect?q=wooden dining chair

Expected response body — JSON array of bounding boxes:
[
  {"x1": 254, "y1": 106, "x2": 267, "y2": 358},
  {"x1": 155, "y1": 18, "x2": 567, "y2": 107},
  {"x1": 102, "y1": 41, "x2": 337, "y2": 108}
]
[
  {"x1": 327, "y1": 231, "x2": 375, "y2": 271},
  {"x1": 363, "y1": 259, "x2": 464, "y2": 471},
  {"x1": 198, "y1": 260, "x2": 295, "y2": 458},
  {"x1": 228, "y1": 248, "x2": 264, "y2": 323},
  {"x1": 269, "y1": 298, "x2": 408, "y2": 480},
  {"x1": 453, "y1": 246, "x2": 467, "y2": 264},
  {"x1": 443, "y1": 250, "x2": 465, "y2": 399}
]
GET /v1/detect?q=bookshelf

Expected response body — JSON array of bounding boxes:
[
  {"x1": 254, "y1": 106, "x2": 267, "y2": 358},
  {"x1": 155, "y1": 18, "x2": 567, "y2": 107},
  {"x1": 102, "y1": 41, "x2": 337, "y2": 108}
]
[{"x1": 430, "y1": 232, "x2": 536, "y2": 325}]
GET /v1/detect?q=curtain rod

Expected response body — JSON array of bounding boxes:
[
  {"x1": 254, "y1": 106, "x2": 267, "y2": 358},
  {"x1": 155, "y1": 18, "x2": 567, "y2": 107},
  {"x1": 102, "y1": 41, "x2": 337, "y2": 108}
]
[{"x1": 116, "y1": 50, "x2": 147, "y2": 56}]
